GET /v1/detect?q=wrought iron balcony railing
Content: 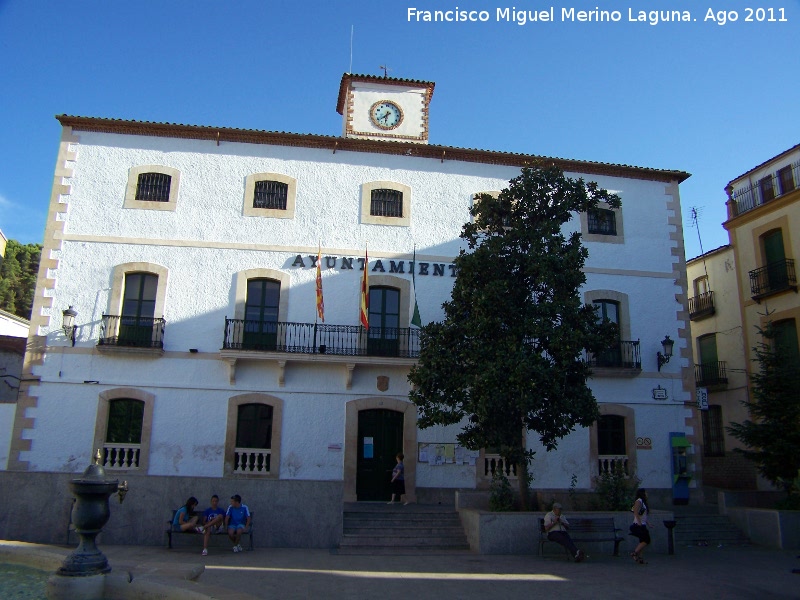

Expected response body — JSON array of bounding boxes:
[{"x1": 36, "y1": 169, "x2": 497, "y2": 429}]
[
  {"x1": 688, "y1": 291, "x2": 715, "y2": 320},
  {"x1": 584, "y1": 340, "x2": 641, "y2": 370},
  {"x1": 731, "y1": 161, "x2": 799, "y2": 217},
  {"x1": 695, "y1": 361, "x2": 728, "y2": 387},
  {"x1": 222, "y1": 318, "x2": 420, "y2": 358},
  {"x1": 749, "y1": 259, "x2": 797, "y2": 300},
  {"x1": 98, "y1": 315, "x2": 166, "y2": 349}
]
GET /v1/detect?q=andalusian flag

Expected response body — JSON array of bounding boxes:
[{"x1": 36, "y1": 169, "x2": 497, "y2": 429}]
[
  {"x1": 359, "y1": 247, "x2": 369, "y2": 329},
  {"x1": 411, "y1": 245, "x2": 422, "y2": 327},
  {"x1": 316, "y1": 244, "x2": 325, "y2": 322}
]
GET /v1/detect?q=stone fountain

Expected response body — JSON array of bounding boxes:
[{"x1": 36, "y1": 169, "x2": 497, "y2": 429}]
[{"x1": 47, "y1": 450, "x2": 128, "y2": 600}]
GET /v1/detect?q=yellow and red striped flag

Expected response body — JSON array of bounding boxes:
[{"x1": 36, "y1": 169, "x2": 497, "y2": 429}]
[
  {"x1": 359, "y1": 247, "x2": 369, "y2": 329},
  {"x1": 316, "y1": 245, "x2": 325, "y2": 322}
]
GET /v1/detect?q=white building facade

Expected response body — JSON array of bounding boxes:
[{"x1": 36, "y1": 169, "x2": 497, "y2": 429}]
[{"x1": 2, "y1": 75, "x2": 698, "y2": 546}]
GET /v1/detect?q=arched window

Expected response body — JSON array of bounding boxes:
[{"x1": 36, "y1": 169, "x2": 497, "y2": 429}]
[
  {"x1": 226, "y1": 395, "x2": 282, "y2": 477},
  {"x1": 597, "y1": 414, "x2": 628, "y2": 476}
]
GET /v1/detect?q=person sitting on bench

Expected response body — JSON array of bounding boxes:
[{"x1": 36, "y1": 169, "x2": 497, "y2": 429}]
[
  {"x1": 200, "y1": 494, "x2": 226, "y2": 556},
  {"x1": 225, "y1": 494, "x2": 251, "y2": 553},
  {"x1": 543, "y1": 502, "x2": 586, "y2": 562},
  {"x1": 173, "y1": 496, "x2": 204, "y2": 533}
]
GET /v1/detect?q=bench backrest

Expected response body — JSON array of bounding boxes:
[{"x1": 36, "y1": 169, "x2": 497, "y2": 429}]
[{"x1": 539, "y1": 516, "x2": 617, "y2": 534}]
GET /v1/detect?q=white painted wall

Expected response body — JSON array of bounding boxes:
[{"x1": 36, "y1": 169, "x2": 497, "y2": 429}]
[{"x1": 16, "y1": 128, "x2": 689, "y2": 492}]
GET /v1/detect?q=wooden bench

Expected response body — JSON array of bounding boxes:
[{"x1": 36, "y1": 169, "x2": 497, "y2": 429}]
[
  {"x1": 166, "y1": 510, "x2": 254, "y2": 551},
  {"x1": 539, "y1": 517, "x2": 624, "y2": 558}
]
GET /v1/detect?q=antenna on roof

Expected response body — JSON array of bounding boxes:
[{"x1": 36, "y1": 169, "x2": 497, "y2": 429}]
[
  {"x1": 349, "y1": 25, "x2": 354, "y2": 74},
  {"x1": 690, "y1": 206, "x2": 711, "y2": 282},
  {"x1": 379, "y1": 65, "x2": 392, "y2": 78}
]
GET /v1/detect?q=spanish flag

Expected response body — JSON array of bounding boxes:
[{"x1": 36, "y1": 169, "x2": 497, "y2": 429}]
[
  {"x1": 316, "y1": 245, "x2": 325, "y2": 322},
  {"x1": 359, "y1": 248, "x2": 369, "y2": 329}
]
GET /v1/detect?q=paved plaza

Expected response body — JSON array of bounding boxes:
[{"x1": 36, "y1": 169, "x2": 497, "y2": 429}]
[
  {"x1": 3, "y1": 540, "x2": 798, "y2": 599},
  {"x1": 100, "y1": 543, "x2": 800, "y2": 599}
]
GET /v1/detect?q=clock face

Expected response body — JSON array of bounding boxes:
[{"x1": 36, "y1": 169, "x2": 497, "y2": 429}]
[{"x1": 369, "y1": 100, "x2": 403, "y2": 130}]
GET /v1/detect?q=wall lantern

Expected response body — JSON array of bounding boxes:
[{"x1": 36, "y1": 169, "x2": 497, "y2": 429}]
[
  {"x1": 62, "y1": 306, "x2": 78, "y2": 346},
  {"x1": 657, "y1": 335, "x2": 674, "y2": 371}
]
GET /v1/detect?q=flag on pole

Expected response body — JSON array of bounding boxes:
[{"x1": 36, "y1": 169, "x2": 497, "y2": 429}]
[
  {"x1": 316, "y1": 244, "x2": 325, "y2": 322},
  {"x1": 359, "y1": 247, "x2": 369, "y2": 329},
  {"x1": 411, "y1": 245, "x2": 422, "y2": 327}
]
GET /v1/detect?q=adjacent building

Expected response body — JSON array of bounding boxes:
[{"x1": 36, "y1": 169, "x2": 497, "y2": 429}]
[
  {"x1": 1, "y1": 74, "x2": 697, "y2": 546},
  {"x1": 688, "y1": 143, "x2": 800, "y2": 491}
]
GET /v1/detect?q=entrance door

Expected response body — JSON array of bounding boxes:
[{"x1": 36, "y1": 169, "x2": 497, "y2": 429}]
[{"x1": 356, "y1": 409, "x2": 404, "y2": 501}]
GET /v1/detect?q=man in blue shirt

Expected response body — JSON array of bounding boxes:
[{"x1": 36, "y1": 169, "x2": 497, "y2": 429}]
[
  {"x1": 200, "y1": 494, "x2": 226, "y2": 556},
  {"x1": 225, "y1": 494, "x2": 251, "y2": 553}
]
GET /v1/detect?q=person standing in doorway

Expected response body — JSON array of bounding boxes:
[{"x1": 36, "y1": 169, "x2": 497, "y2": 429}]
[{"x1": 388, "y1": 453, "x2": 408, "y2": 505}]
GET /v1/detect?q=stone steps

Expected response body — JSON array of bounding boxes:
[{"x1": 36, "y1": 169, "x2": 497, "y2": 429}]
[
  {"x1": 340, "y1": 503, "x2": 470, "y2": 553},
  {"x1": 673, "y1": 513, "x2": 750, "y2": 546}
]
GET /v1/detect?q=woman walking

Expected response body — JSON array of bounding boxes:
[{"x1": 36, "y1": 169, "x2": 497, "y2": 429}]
[{"x1": 630, "y1": 488, "x2": 654, "y2": 564}]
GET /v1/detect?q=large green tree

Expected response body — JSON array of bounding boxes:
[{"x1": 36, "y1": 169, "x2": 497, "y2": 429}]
[
  {"x1": 727, "y1": 319, "x2": 800, "y2": 501},
  {"x1": 0, "y1": 239, "x2": 42, "y2": 320},
  {"x1": 409, "y1": 164, "x2": 621, "y2": 509}
]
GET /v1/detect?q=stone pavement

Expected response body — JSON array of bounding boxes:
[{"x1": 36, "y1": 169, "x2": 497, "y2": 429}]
[{"x1": 96, "y1": 542, "x2": 800, "y2": 600}]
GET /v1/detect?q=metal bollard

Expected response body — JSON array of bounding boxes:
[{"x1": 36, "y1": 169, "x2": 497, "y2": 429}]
[{"x1": 663, "y1": 520, "x2": 677, "y2": 555}]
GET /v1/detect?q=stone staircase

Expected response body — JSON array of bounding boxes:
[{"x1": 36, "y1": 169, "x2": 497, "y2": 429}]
[
  {"x1": 672, "y1": 505, "x2": 750, "y2": 547},
  {"x1": 337, "y1": 503, "x2": 471, "y2": 555}
]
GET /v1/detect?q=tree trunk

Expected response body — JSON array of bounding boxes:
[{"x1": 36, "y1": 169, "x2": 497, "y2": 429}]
[{"x1": 518, "y1": 459, "x2": 530, "y2": 511}]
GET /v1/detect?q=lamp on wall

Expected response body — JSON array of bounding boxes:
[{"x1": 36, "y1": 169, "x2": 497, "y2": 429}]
[
  {"x1": 657, "y1": 335, "x2": 674, "y2": 371},
  {"x1": 62, "y1": 306, "x2": 78, "y2": 346}
]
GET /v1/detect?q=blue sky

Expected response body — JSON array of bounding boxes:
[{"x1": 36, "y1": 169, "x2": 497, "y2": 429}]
[{"x1": 1, "y1": 0, "x2": 798, "y2": 260}]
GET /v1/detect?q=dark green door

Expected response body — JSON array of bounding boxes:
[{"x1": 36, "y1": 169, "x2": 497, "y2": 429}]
[
  {"x1": 368, "y1": 287, "x2": 400, "y2": 356},
  {"x1": 119, "y1": 273, "x2": 157, "y2": 346},
  {"x1": 243, "y1": 279, "x2": 280, "y2": 350},
  {"x1": 593, "y1": 299, "x2": 621, "y2": 367},
  {"x1": 764, "y1": 230, "x2": 787, "y2": 291},
  {"x1": 697, "y1": 334, "x2": 719, "y2": 385},
  {"x1": 356, "y1": 409, "x2": 404, "y2": 501}
]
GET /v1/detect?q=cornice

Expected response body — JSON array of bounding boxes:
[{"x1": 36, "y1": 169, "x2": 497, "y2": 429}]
[{"x1": 56, "y1": 115, "x2": 690, "y2": 184}]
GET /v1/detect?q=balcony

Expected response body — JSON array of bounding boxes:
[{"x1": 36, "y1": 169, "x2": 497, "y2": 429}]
[
  {"x1": 220, "y1": 319, "x2": 420, "y2": 387},
  {"x1": 102, "y1": 443, "x2": 141, "y2": 470},
  {"x1": 234, "y1": 447, "x2": 272, "y2": 475},
  {"x1": 584, "y1": 340, "x2": 641, "y2": 376},
  {"x1": 688, "y1": 291, "x2": 715, "y2": 320},
  {"x1": 695, "y1": 361, "x2": 728, "y2": 388},
  {"x1": 598, "y1": 455, "x2": 629, "y2": 477},
  {"x1": 97, "y1": 315, "x2": 166, "y2": 355},
  {"x1": 730, "y1": 161, "x2": 799, "y2": 217},
  {"x1": 222, "y1": 319, "x2": 419, "y2": 357},
  {"x1": 749, "y1": 259, "x2": 798, "y2": 301}
]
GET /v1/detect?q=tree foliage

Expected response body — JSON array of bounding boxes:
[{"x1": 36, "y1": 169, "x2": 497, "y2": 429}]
[
  {"x1": 0, "y1": 239, "x2": 42, "y2": 320},
  {"x1": 408, "y1": 164, "x2": 621, "y2": 508},
  {"x1": 727, "y1": 319, "x2": 800, "y2": 498}
]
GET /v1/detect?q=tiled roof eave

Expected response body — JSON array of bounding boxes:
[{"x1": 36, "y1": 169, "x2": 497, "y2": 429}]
[{"x1": 55, "y1": 115, "x2": 690, "y2": 183}]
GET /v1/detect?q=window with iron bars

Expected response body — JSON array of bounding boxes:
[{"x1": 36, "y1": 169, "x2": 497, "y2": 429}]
[
  {"x1": 135, "y1": 173, "x2": 172, "y2": 202},
  {"x1": 370, "y1": 188, "x2": 403, "y2": 218},
  {"x1": 253, "y1": 180, "x2": 289, "y2": 210},
  {"x1": 587, "y1": 208, "x2": 617, "y2": 235},
  {"x1": 701, "y1": 405, "x2": 725, "y2": 457}
]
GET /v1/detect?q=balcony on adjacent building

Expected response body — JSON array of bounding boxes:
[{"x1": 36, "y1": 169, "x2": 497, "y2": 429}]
[
  {"x1": 749, "y1": 259, "x2": 798, "y2": 301},
  {"x1": 688, "y1": 291, "x2": 715, "y2": 321},
  {"x1": 97, "y1": 315, "x2": 166, "y2": 352},
  {"x1": 730, "y1": 161, "x2": 799, "y2": 217},
  {"x1": 222, "y1": 318, "x2": 420, "y2": 358},
  {"x1": 695, "y1": 361, "x2": 728, "y2": 388}
]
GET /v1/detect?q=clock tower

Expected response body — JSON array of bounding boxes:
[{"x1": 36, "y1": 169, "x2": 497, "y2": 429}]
[{"x1": 336, "y1": 73, "x2": 435, "y2": 144}]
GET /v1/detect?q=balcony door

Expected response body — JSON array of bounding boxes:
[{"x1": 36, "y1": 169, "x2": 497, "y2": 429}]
[
  {"x1": 368, "y1": 286, "x2": 400, "y2": 356},
  {"x1": 593, "y1": 299, "x2": 621, "y2": 367},
  {"x1": 244, "y1": 279, "x2": 280, "y2": 350},
  {"x1": 763, "y1": 229, "x2": 787, "y2": 291},
  {"x1": 697, "y1": 334, "x2": 719, "y2": 385},
  {"x1": 120, "y1": 273, "x2": 157, "y2": 346}
]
